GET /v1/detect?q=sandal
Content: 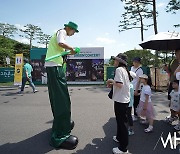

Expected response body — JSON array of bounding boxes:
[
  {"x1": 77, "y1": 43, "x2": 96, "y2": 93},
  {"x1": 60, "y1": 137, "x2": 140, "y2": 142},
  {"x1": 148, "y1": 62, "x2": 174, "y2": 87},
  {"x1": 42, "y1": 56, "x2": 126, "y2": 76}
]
[
  {"x1": 144, "y1": 127, "x2": 153, "y2": 133},
  {"x1": 174, "y1": 124, "x2": 180, "y2": 131}
]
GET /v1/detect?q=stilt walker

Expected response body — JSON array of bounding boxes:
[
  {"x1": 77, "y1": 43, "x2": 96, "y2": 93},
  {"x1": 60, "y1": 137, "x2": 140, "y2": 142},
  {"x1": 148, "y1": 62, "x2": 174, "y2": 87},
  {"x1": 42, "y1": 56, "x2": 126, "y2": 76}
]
[{"x1": 45, "y1": 21, "x2": 79, "y2": 149}]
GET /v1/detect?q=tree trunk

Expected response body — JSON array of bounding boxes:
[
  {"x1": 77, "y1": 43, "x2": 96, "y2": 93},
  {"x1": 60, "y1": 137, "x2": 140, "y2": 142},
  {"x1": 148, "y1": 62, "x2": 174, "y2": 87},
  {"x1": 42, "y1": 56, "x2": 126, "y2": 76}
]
[
  {"x1": 30, "y1": 39, "x2": 32, "y2": 49},
  {"x1": 153, "y1": 0, "x2": 158, "y2": 34},
  {"x1": 138, "y1": 9, "x2": 144, "y2": 41}
]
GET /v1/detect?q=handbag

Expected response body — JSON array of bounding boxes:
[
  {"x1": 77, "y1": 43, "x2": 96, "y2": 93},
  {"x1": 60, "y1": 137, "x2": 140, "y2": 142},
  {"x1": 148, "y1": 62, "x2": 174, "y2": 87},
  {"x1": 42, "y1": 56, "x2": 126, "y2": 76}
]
[{"x1": 108, "y1": 87, "x2": 113, "y2": 99}]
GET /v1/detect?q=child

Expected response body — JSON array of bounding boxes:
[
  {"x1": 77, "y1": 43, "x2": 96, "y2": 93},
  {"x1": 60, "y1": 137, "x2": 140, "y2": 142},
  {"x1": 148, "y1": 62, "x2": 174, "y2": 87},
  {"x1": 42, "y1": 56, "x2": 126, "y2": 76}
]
[
  {"x1": 136, "y1": 74, "x2": 156, "y2": 133},
  {"x1": 164, "y1": 80, "x2": 180, "y2": 129},
  {"x1": 127, "y1": 71, "x2": 136, "y2": 135}
]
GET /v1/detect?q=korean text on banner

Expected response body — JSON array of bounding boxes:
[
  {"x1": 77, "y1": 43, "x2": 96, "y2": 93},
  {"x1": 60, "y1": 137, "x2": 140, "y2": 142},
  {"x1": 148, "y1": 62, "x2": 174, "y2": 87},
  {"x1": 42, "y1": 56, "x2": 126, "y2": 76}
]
[{"x1": 14, "y1": 54, "x2": 23, "y2": 85}]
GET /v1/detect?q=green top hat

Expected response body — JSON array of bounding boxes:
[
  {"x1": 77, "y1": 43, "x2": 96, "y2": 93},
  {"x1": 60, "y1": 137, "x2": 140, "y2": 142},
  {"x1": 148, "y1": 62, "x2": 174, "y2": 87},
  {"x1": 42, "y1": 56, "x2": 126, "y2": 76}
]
[{"x1": 64, "y1": 21, "x2": 79, "y2": 33}]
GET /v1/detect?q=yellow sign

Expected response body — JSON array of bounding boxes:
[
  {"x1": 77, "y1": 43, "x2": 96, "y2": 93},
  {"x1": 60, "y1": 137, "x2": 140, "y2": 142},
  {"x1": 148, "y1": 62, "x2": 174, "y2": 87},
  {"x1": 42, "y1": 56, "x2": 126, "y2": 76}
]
[{"x1": 14, "y1": 54, "x2": 23, "y2": 85}]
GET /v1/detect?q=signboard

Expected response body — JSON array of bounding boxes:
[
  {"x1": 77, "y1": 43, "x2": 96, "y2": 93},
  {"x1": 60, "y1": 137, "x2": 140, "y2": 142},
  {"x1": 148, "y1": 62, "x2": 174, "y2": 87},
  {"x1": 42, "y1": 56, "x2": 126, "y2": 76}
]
[
  {"x1": 30, "y1": 48, "x2": 47, "y2": 85},
  {"x1": 14, "y1": 54, "x2": 23, "y2": 85},
  {"x1": 0, "y1": 68, "x2": 14, "y2": 82},
  {"x1": 30, "y1": 47, "x2": 104, "y2": 85},
  {"x1": 66, "y1": 47, "x2": 104, "y2": 84}
]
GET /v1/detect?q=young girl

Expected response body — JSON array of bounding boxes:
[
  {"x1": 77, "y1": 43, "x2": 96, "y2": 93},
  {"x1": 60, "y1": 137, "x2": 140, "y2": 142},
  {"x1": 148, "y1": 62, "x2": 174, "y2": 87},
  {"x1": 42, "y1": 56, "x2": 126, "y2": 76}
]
[
  {"x1": 136, "y1": 74, "x2": 156, "y2": 133},
  {"x1": 164, "y1": 80, "x2": 180, "y2": 125}
]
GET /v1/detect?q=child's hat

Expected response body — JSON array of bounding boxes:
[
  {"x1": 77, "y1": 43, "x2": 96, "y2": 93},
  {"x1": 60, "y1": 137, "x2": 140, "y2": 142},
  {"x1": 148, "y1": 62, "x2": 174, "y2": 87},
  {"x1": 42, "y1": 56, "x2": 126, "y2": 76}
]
[{"x1": 139, "y1": 74, "x2": 148, "y2": 79}]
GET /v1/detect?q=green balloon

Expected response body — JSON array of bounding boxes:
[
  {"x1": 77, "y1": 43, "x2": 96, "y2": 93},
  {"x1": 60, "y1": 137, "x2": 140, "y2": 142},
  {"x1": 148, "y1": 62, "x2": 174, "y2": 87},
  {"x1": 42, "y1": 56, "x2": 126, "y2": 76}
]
[{"x1": 45, "y1": 47, "x2": 80, "y2": 61}]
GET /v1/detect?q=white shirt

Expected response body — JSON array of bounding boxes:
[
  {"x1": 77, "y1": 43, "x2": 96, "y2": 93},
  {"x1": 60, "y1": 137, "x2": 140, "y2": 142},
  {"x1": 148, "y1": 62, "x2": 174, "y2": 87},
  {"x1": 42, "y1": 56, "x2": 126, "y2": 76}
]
[
  {"x1": 57, "y1": 29, "x2": 67, "y2": 44},
  {"x1": 130, "y1": 66, "x2": 143, "y2": 90},
  {"x1": 112, "y1": 67, "x2": 130, "y2": 103},
  {"x1": 45, "y1": 29, "x2": 67, "y2": 67},
  {"x1": 140, "y1": 85, "x2": 152, "y2": 103}
]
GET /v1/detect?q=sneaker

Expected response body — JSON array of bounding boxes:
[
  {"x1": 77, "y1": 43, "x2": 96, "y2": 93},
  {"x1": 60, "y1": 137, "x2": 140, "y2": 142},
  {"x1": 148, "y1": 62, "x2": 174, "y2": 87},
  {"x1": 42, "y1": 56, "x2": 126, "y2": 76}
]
[
  {"x1": 112, "y1": 147, "x2": 128, "y2": 154},
  {"x1": 113, "y1": 136, "x2": 119, "y2": 143},
  {"x1": 17, "y1": 91, "x2": 23, "y2": 94},
  {"x1": 164, "y1": 116, "x2": 178, "y2": 124},
  {"x1": 33, "y1": 90, "x2": 38, "y2": 93},
  {"x1": 174, "y1": 124, "x2": 180, "y2": 131},
  {"x1": 128, "y1": 130, "x2": 134, "y2": 136},
  {"x1": 144, "y1": 126, "x2": 153, "y2": 133}
]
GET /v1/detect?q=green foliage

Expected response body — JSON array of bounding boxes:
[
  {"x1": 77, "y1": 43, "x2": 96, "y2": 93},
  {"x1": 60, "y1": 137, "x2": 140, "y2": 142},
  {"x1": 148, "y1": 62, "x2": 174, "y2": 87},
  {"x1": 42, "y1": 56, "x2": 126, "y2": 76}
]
[
  {"x1": 0, "y1": 35, "x2": 30, "y2": 67},
  {"x1": 19, "y1": 24, "x2": 42, "y2": 48},
  {"x1": 119, "y1": 0, "x2": 154, "y2": 41},
  {"x1": 37, "y1": 32, "x2": 51, "y2": 48},
  {"x1": 124, "y1": 49, "x2": 156, "y2": 66},
  {"x1": 0, "y1": 23, "x2": 18, "y2": 37},
  {"x1": 166, "y1": 0, "x2": 180, "y2": 14},
  {"x1": 166, "y1": 0, "x2": 180, "y2": 28}
]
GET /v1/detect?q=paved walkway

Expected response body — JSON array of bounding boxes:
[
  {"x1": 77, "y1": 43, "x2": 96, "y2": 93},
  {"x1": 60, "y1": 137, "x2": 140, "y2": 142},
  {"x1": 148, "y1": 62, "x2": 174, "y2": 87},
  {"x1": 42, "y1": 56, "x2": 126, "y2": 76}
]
[{"x1": 0, "y1": 86, "x2": 179, "y2": 154}]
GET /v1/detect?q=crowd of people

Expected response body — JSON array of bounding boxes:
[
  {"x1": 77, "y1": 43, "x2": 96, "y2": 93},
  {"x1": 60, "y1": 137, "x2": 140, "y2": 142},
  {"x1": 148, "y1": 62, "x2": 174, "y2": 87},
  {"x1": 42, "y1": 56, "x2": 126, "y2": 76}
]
[
  {"x1": 106, "y1": 49, "x2": 180, "y2": 154},
  {"x1": 16, "y1": 21, "x2": 180, "y2": 153}
]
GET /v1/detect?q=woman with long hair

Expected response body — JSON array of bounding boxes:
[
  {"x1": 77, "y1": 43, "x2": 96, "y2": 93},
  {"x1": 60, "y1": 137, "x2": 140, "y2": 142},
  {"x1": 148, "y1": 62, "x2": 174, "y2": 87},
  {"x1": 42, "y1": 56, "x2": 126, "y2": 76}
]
[{"x1": 107, "y1": 53, "x2": 131, "y2": 154}]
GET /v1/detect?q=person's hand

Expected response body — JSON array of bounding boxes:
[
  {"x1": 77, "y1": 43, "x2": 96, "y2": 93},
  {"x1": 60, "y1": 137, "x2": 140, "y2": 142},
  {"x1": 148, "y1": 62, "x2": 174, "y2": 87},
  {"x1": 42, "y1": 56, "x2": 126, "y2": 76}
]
[
  {"x1": 106, "y1": 79, "x2": 114, "y2": 88},
  {"x1": 70, "y1": 48, "x2": 76, "y2": 55},
  {"x1": 134, "y1": 90, "x2": 139, "y2": 96},
  {"x1": 27, "y1": 77, "x2": 30, "y2": 81}
]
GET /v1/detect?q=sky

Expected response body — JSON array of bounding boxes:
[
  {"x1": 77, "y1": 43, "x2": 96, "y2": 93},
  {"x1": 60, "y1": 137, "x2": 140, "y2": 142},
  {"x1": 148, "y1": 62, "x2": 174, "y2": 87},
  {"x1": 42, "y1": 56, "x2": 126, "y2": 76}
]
[{"x1": 0, "y1": 0, "x2": 179, "y2": 59}]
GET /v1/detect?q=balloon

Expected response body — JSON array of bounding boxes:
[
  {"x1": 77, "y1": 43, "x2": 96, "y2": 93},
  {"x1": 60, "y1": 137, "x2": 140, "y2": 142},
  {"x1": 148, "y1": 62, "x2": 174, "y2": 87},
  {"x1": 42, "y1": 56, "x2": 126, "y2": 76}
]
[{"x1": 45, "y1": 47, "x2": 80, "y2": 61}]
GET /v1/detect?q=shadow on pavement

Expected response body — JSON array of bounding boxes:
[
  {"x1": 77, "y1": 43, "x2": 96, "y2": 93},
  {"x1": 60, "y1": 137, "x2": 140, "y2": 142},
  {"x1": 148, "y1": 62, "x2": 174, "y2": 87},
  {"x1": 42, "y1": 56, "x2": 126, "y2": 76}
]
[
  {"x1": 1, "y1": 91, "x2": 33, "y2": 96},
  {"x1": 73, "y1": 117, "x2": 116, "y2": 154},
  {"x1": 73, "y1": 118, "x2": 179, "y2": 154},
  {"x1": 0, "y1": 129, "x2": 53, "y2": 154}
]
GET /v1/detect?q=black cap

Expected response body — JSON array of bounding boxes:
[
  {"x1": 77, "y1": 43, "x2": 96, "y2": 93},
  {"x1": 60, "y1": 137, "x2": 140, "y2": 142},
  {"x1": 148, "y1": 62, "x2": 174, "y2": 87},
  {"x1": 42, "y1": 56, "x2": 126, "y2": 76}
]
[{"x1": 133, "y1": 57, "x2": 141, "y2": 62}]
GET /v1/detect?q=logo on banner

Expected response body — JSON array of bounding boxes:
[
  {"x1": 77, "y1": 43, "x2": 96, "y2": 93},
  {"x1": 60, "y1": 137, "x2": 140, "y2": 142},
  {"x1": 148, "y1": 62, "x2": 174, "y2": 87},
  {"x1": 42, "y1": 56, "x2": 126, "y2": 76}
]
[
  {"x1": 14, "y1": 54, "x2": 23, "y2": 85},
  {"x1": 153, "y1": 132, "x2": 180, "y2": 151},
  {"x1": 16, "y1": 57, "x2": 22, "y2": 64}
]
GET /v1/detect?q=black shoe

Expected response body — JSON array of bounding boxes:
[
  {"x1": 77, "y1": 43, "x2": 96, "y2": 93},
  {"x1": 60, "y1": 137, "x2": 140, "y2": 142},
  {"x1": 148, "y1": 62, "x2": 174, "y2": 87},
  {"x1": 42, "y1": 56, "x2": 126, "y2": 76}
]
[
  {"x1": 59, "y1": 135, "x2": 78, "y2": 150},
  {"x1": 71, "y1": 120, "x2": 75, "y2": 130}
]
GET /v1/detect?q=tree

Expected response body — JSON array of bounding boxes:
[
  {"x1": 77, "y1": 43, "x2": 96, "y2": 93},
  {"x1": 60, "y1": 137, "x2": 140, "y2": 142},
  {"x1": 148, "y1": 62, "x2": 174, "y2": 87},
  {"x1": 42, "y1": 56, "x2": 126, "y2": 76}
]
[
  {"x1": 19, "y1": 24, "x2": 42, "y2": 49},
  {"x1": 37, "y1": 32, "x2": 51, "y2": 48},
  {"x1": 166, "y1": 0, "x2": 180, "y2": 28},
  {"x1": 0, "y1": 23, "x2": 18, "y2": 37},
  {"x1": 124, "y1": 49, "x2": 156, "y2": 66},
  {"x1": 166, "y1": 0, "x2": 180, "y2": 13},
  {"x1": 119, "y1": 0, "x2": 153, "y2": 41}
]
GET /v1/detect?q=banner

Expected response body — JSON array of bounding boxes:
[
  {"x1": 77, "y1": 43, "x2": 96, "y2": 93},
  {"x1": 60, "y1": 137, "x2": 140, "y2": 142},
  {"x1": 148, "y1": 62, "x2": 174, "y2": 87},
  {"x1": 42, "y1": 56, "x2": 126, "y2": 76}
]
[
  {"x1": 14, "y1": 54, "x2": 23, "y2": 85},
  {"x1": 66, "y1": 47, "x2": 104, "y2": 84}
]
